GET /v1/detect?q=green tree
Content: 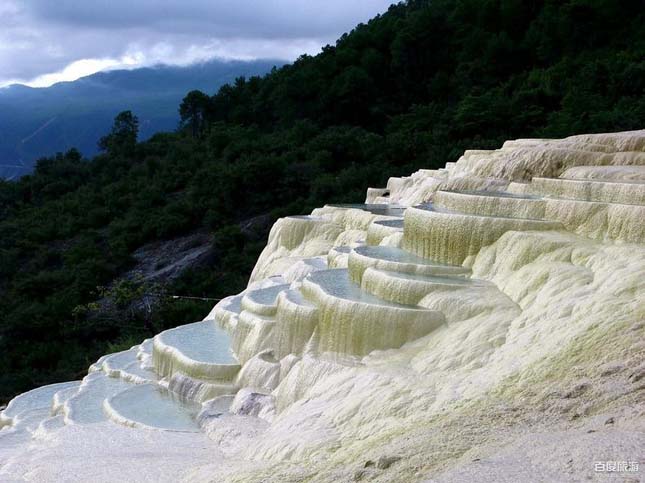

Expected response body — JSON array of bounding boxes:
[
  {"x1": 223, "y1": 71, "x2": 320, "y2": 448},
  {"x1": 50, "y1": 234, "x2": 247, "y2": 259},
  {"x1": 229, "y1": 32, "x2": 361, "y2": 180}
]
[
  {"x1": 179, "y1": 90, "x2": 212, "y2": 137},
  {"x1": 98, "y1": 110, "x2": 139, "y2": 154}
]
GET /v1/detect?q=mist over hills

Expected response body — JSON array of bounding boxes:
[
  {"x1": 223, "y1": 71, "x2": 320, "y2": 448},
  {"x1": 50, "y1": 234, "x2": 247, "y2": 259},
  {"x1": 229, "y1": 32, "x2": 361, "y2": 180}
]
[{"x1": 0, "y1": 59, "x2": 283, "y2": 179}]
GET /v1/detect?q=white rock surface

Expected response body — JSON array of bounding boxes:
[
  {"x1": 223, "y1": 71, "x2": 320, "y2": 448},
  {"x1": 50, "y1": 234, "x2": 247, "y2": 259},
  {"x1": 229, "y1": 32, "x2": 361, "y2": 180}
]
[{"x1": 2, "y1": 130, "x2": 644, "y2": 482}]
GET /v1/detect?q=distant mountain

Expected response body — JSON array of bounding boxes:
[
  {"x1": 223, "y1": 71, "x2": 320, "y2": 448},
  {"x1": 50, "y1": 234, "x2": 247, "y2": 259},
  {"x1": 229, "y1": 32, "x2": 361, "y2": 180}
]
[{"x1": 0, "y1": 59, "x2": 284, "y2": 178}]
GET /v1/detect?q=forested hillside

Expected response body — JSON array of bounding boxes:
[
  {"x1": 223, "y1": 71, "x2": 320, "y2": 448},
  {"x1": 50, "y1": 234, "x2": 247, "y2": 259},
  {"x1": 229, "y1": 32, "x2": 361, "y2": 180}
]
[
  {"x1": 1, "y1": 0, "x2": 644, "y2": 402},
  {"x1": 0, "y1": 60, "x2": 281, "y2": 179}
]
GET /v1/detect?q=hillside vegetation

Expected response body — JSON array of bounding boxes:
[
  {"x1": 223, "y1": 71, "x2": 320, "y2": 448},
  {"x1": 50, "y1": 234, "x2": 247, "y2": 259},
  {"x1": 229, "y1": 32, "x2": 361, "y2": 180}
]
[
  {"x1": 1, "y1": 0, "x2": 644, "y2": 403},
  {"x1": 0, "y1": 60, "x2": 280, "y2": 179}
]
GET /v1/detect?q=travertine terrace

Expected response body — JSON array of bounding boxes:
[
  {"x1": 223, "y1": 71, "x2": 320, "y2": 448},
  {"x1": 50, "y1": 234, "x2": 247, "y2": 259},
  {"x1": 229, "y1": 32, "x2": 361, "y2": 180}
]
[{"x1": 2, "y1": 130, "x2": 644, "y2": 482}]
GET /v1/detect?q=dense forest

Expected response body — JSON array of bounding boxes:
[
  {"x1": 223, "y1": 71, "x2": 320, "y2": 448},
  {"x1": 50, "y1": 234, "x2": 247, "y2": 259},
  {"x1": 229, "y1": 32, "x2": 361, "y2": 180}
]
[{"x1": 1, "y1": 0, "x2": 644, "y2": 403}]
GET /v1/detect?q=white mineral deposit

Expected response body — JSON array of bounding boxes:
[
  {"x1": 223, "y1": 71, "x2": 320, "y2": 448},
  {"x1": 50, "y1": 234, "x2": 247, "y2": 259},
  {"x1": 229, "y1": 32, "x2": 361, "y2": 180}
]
[{"x1": 2, "y1": 130, "x2": 644, "y2": 482}]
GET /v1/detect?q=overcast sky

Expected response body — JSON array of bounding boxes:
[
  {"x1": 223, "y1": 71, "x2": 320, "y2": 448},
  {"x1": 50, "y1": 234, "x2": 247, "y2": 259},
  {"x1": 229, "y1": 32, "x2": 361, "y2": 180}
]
[{"x1": 0, "y1": 0, "x2": 395, "y2": 88}]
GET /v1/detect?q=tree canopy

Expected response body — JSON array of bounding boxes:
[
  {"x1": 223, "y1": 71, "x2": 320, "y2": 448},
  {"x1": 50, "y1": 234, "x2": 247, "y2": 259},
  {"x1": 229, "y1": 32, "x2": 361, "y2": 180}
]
[
  {"x1": 98, "y1": 110, "x2": 139, "y2": 154},
  {"x1": 179, "y1": 90, "x2": 212, "y2": 137}
]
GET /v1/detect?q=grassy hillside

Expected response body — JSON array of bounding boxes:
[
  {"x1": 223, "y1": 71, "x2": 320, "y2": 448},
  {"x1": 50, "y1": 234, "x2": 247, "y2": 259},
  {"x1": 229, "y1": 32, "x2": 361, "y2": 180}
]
[{"x1": 1, "y1": 0, "x2": 644, "y2": 402}]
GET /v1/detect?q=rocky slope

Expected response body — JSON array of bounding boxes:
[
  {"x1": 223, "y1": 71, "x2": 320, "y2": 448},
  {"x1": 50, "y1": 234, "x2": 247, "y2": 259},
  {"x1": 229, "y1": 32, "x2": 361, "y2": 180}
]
[{"x1": 1, "y1": 130, "x2": 643, "y2": 482}]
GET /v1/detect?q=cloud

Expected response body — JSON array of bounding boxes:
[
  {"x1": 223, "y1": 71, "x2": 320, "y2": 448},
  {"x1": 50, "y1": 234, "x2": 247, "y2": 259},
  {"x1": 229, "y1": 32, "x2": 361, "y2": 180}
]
[
  {"x1": 24, "y1": 58, "x2": 137, "y2": 88},
  {"x1": 0, "y1": 0, "x2": 395, "y2": 87}
]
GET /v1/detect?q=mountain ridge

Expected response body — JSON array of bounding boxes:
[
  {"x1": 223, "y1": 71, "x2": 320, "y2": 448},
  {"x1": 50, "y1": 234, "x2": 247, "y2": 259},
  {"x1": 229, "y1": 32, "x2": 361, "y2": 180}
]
[{"x1": 0, "y1": 59, "x2": 285, "y2": 178}]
